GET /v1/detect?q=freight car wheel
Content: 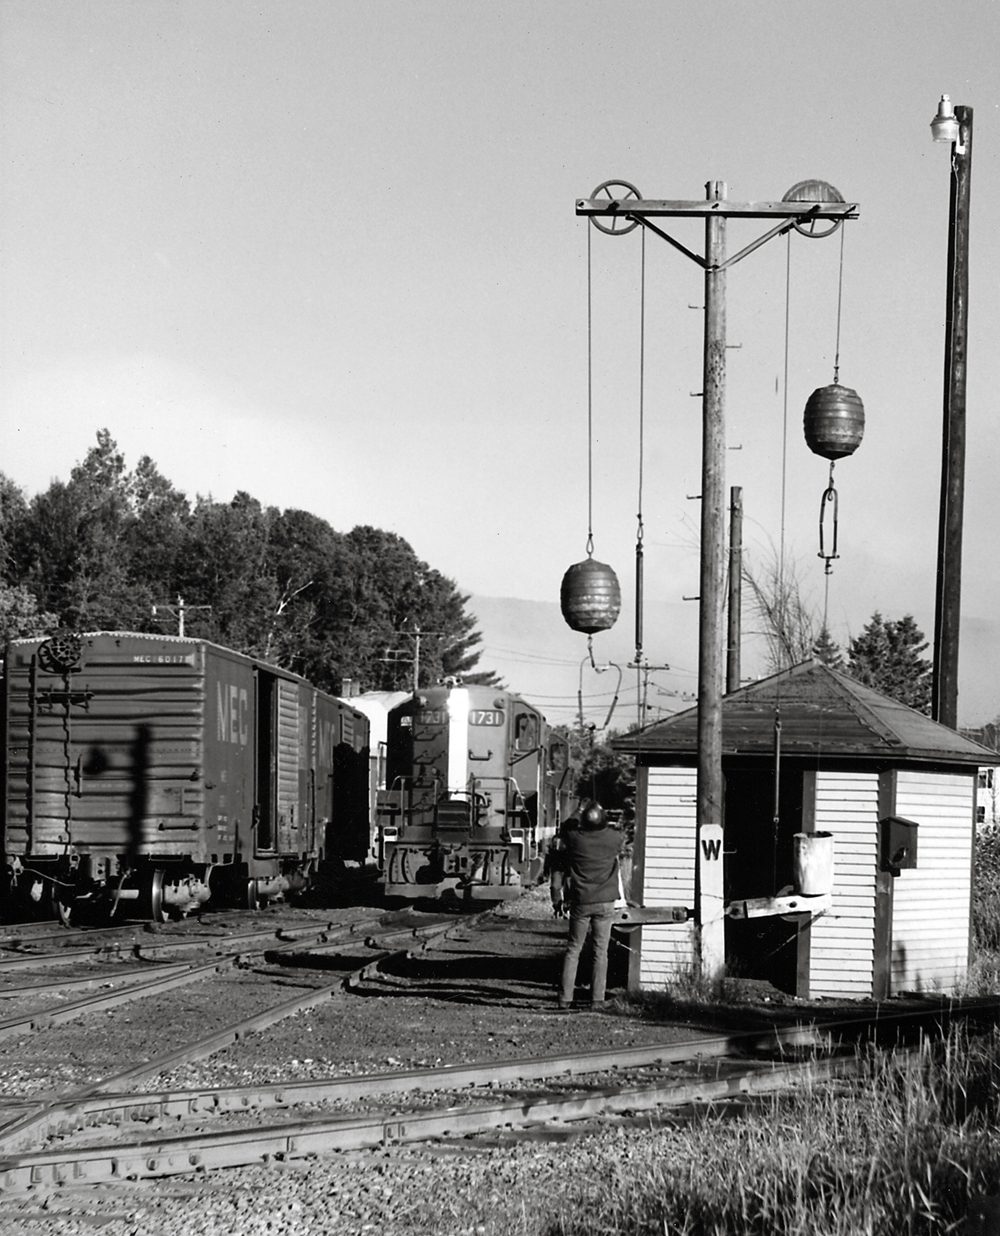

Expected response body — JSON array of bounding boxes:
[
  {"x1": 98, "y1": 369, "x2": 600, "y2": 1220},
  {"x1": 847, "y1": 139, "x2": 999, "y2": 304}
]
[
  {"x1": 147, "y1": 869, "x2": 167, "y2": 923},
  {"x1": 51, "y1": 886, "x2": 74, "y2": 927},
  {"x1": 245, "y1": 880, "x2": 262, "y2": 911}
]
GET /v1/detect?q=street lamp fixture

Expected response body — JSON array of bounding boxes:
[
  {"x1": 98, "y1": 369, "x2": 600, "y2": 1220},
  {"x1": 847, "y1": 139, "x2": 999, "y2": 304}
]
[{"x1": 930, "y1": 94, "x2": 961, "y2": 145}]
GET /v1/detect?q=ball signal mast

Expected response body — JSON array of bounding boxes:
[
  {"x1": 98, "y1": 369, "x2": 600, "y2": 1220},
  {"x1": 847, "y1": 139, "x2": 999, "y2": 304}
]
[{"x1": 575, "y1": 181, "x2": 859, "y2": 978}]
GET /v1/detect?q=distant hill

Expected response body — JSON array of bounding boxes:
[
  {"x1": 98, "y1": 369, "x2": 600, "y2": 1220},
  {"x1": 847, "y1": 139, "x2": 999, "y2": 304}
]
[{"x1": 468, "y1": 595, "x2": 699, "y2": 731}]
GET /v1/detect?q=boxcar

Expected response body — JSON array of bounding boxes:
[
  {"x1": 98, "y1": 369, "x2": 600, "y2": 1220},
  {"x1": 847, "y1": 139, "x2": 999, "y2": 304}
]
[
  {"x1": 369, "y1": 684, "x2": 572, "y2": 900},
  {"x1": 2, "y1": 631, "x2": 370, "y2": 922}
]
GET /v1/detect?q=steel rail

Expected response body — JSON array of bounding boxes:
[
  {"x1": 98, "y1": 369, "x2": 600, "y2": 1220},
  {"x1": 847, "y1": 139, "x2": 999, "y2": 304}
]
[
  {"x1": 280, "y1": 909, "x2": 497, "y2": 959},
  {"x1": 0, "y1": 943, "x2": 136, "y2": 971},
  {"x1": 0, "y1": 1053, "x2": 866, "y2": 1189},
  {"x1": 0, "y1": 957, "x2": 235, "y2": 1043},
  {"x1": 0, "y1": 965, "x2": 199, "y2": 1000},
  {"x1": 0, "y1": 1023, "x2": 824, "y2": 1154},
  {"x1": 131, "y1": 909, "x2": 432, "y2": 959},
  {"x1": 0, "y1": 912, "x2": 364, "y2": 970}
]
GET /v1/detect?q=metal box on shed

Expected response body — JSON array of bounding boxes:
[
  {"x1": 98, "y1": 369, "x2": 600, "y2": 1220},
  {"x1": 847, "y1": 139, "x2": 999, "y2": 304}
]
[{"x1": 879, "y1": 815, "x2": 919, "y2": 874}]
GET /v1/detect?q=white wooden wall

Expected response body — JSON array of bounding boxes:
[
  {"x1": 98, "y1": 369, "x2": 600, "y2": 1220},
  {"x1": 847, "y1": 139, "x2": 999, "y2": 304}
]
[
  {"x1": 809, "y1": 770, "x2": 879, "y2": 997},
  {"x1": 638, "y1": 766, "x2": 698, "y2": 986},
  {"x1": 891, "y1": 770, "x2": 974, "y2": 994}
]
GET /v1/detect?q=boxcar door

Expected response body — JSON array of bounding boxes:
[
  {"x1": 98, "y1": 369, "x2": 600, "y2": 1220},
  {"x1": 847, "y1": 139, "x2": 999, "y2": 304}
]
[
  {"x1": 274, "y1": 678, "x2": 300, "y2": 855},
  {"x1": 254, "y1": 670, "x2": 277, "y2": 854}
]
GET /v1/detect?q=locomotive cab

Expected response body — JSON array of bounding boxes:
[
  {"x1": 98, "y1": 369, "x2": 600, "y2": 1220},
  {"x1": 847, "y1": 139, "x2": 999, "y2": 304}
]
[{"x1": 373, "y1": 685, "x2": 561, "y2": 900}]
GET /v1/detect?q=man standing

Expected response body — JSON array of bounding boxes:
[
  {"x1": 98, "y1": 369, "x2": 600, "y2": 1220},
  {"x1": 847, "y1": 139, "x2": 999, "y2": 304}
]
[{"x1": 550, "y1": 803, "x2": 621, "y2": 1009}]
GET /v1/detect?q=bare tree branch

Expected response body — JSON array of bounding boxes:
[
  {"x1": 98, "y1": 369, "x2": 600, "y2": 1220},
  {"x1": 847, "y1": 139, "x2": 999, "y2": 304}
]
[{"x1": 742, "y1": 546, "x2": 820, "y2": 674}]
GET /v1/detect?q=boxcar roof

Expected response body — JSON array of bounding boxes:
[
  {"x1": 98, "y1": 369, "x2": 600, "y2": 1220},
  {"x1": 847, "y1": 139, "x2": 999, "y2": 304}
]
[
  {"x1": 7, "y1": 631, "x2": 341, "y2": 698},
  {"x1": 613, "y1": 660, "x2": 1000, "y2": 767}
]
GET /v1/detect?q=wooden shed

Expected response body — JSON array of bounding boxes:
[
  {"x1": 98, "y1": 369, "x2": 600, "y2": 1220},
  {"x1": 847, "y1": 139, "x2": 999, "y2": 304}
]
[{"x1": 613, "y1": 661, "x2": 1000, "y2": 999}]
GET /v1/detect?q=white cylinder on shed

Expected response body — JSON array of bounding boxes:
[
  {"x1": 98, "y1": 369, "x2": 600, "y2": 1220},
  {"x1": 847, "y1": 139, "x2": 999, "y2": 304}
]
[{"x1": 793, "y1": 832, "x2": 835, "y2": 896}]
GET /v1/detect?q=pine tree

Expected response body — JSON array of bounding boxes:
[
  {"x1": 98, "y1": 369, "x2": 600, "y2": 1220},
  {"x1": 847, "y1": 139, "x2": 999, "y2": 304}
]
[
  {"x1": 846, "y1": 612, "x2": 932, "y2": 714},
  {"x1": 812, "y1": 626, "x2": 845, "y2": 670}
]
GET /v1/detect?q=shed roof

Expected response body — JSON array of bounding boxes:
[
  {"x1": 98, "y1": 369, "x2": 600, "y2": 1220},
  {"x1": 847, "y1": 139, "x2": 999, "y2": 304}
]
[{"x1": 613, "y1": 660, "x2": 1000, "y2": 766}]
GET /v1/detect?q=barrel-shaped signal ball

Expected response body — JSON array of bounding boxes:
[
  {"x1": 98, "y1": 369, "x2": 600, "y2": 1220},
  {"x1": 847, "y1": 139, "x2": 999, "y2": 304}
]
[
  {"x1": 560, "y1": 559, "x2": 621, "y2": 634},
  {"x1": 803, "y1": 383, "x2": 865, "y2": 460}
]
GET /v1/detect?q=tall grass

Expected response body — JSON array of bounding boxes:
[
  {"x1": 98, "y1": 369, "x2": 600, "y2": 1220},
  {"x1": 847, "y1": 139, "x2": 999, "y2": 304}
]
[
  {"x1": 547, "y1": 1028, "x2": 1000, "y2": 1235},
  {"x1": 973, "y1": 824, "x2": 1000, "y2": 953}
]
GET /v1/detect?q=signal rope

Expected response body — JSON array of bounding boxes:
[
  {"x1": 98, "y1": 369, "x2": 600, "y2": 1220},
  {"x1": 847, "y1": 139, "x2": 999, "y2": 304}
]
[
  {"x1": 778, "y1": 232, "x2": 791, "y2": 667},
  {"x1": 635, "y1": 226, "x2": 647, "y2": 724},
  {"x1": 833, "y1": 224, "x2": 846, "y2": 385},
  {"x1": 586, "y1": 224, "x2": 594, "y2": 560},
  {"x1": 819, "y1": 223, "x2": 849, "y2": 584}
]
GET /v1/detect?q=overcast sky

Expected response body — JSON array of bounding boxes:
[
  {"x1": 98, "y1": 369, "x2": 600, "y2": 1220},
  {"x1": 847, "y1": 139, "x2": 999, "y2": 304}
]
[{"x1": 2, "y1": 0, "x2": 998, "y2": 724}]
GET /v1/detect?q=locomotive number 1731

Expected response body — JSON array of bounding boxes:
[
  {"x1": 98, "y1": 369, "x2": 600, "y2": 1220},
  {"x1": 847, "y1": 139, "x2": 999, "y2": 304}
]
[{"x1": 414, "y1": 708, "x2": 505, "y2": 727}]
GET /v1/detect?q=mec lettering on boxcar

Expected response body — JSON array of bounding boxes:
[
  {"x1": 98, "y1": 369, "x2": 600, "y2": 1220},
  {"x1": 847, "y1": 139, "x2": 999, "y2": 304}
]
[{"x1": 217, "y1": 683, "x2": 249, "y2": 745}]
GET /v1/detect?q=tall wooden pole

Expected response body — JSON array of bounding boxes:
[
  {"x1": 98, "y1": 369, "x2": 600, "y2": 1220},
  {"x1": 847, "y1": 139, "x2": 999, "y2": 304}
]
[
  {"x1": 932, "y1": 106, "x2": 973, "y2": 730},
  {"x1": 696, "y1": 181, "x2": 726, "y2": 977},
  {"x1": 726, "y1": 486, "x2": 743, "y2": 694}
]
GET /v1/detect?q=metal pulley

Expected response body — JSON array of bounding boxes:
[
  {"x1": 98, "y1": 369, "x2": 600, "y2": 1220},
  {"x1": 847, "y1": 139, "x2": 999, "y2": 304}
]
[
  {"x1": 560, "y1": 559, "x2": 621, "y2": 634},
  {"x1": 803, "y1": 383, "x2": 865, "y2": 460}
]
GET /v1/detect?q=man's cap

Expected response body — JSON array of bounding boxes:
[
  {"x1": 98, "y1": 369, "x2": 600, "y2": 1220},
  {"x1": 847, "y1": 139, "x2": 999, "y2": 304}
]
[{"x1": 579, "y1": 803, "x2": 607, "y2": 831}]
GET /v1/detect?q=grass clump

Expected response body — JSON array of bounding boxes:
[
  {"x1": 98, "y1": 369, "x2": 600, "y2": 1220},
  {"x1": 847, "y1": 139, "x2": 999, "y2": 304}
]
[
  {"x1": 973, "y1": 824, "x2": 1000, "y2": 954},
  {"x1": 545, "y1": 1026, "x2": 1000, "y2": 1236}
]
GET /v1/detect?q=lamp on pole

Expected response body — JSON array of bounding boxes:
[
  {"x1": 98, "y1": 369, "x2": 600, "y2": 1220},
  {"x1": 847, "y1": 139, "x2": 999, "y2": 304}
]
[
  {"x1": 576, "y1": 185, "x2": 858, "y2": 978},
  {"x1": 930, "y1": 95, "x2": 973, "y2": 730}
]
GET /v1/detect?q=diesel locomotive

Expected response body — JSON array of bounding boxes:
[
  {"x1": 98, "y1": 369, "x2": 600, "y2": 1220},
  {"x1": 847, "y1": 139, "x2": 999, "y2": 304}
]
[
  {"x1": 367, "y1": 684, "x2": 572, "y2": 900},
  {"x1": 1, "y1": 631, "x2": 371, "y2": 923}
]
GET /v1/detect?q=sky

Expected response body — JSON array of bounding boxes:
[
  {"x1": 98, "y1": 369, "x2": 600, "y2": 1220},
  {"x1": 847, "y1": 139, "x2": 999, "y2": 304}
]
[{"x1": 2, "y1": 0, "x2": 999, "y2": 728}]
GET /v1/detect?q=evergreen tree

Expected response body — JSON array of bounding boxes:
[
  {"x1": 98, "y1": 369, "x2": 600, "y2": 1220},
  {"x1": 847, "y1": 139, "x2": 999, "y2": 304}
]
[
  {"x1": 174, "y1": 492, "x2": 280, "y2": 654},
  {"x1": 14, "y1": 431, "x2": 161, "y2": 630},
  {"x1": 846, "y1": 612, "x2": 932, "y2": 713},
  {"x1": 812, "y1": 626, "x2": 845, "y2": 670},
  {"x1": 0, "y1": 474, "x2": 28, "y2": 583},
  {"x1": 3, "y1": 431, "x2": 493, "y2": 692}
]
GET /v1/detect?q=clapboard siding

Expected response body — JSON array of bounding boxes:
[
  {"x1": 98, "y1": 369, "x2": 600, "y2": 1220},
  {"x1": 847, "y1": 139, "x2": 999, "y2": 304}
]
[
  {"x1": 808, "y1": 770, "x2": 879, "y2": 997},
  {"x1": 639, "y1": 767, "x2": 697, "y2": 986},
  {"x1": 891, "y1": 769, "x2": 974, "y2": 993}
]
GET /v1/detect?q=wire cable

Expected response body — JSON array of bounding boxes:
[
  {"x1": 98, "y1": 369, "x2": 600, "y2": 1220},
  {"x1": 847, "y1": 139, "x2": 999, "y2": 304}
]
[{"x1": 586, "y1": 224, "x2": 594, "y2": 558}]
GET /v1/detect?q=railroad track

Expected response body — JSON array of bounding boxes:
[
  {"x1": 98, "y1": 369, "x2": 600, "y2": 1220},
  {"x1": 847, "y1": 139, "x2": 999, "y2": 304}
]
[
  {"x1": 0, "y1": 903, "x2": 498, "y2": 1185},
  {"x1": 0, "y1": 901, "x2": 995, "y2": 1197},
  {"x1": 2, "y1": 1000, "x2": 993, "y2": 1191}
]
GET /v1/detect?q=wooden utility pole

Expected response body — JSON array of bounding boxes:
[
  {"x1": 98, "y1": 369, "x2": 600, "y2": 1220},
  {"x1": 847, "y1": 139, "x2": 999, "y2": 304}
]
[
  {"x1": 696, "y1": 181, "x2": 727, "y2": 976},
  {"x1": 932, "y1": 105, "x2": 973, "y2": 730},
  {"x1": 727, "y1": 486, "x2": 743, "y2": 694}
]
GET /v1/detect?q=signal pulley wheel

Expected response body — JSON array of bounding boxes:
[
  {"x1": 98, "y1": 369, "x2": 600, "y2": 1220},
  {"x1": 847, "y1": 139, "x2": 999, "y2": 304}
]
[
  {"x1": 792, "y1": 211, "x2": 843, "y2": 239},
  {"x1": 587, "y1": 180, "x2": 642, "y2": 236}
]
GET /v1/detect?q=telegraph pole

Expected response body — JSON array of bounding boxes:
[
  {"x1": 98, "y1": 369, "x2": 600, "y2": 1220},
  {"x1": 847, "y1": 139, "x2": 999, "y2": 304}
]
[
  {"x1": 151, "y1": 595, "x2": 210, "y2": 637},
  {"x1": 696, "y1": 181, "x2": 728, "y2": 975}
]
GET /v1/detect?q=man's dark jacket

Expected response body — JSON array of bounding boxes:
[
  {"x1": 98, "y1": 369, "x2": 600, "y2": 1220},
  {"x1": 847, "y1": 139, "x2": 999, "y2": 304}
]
[{"x1": 551, "y1": 824, "x2": 621, "y2": 906}]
